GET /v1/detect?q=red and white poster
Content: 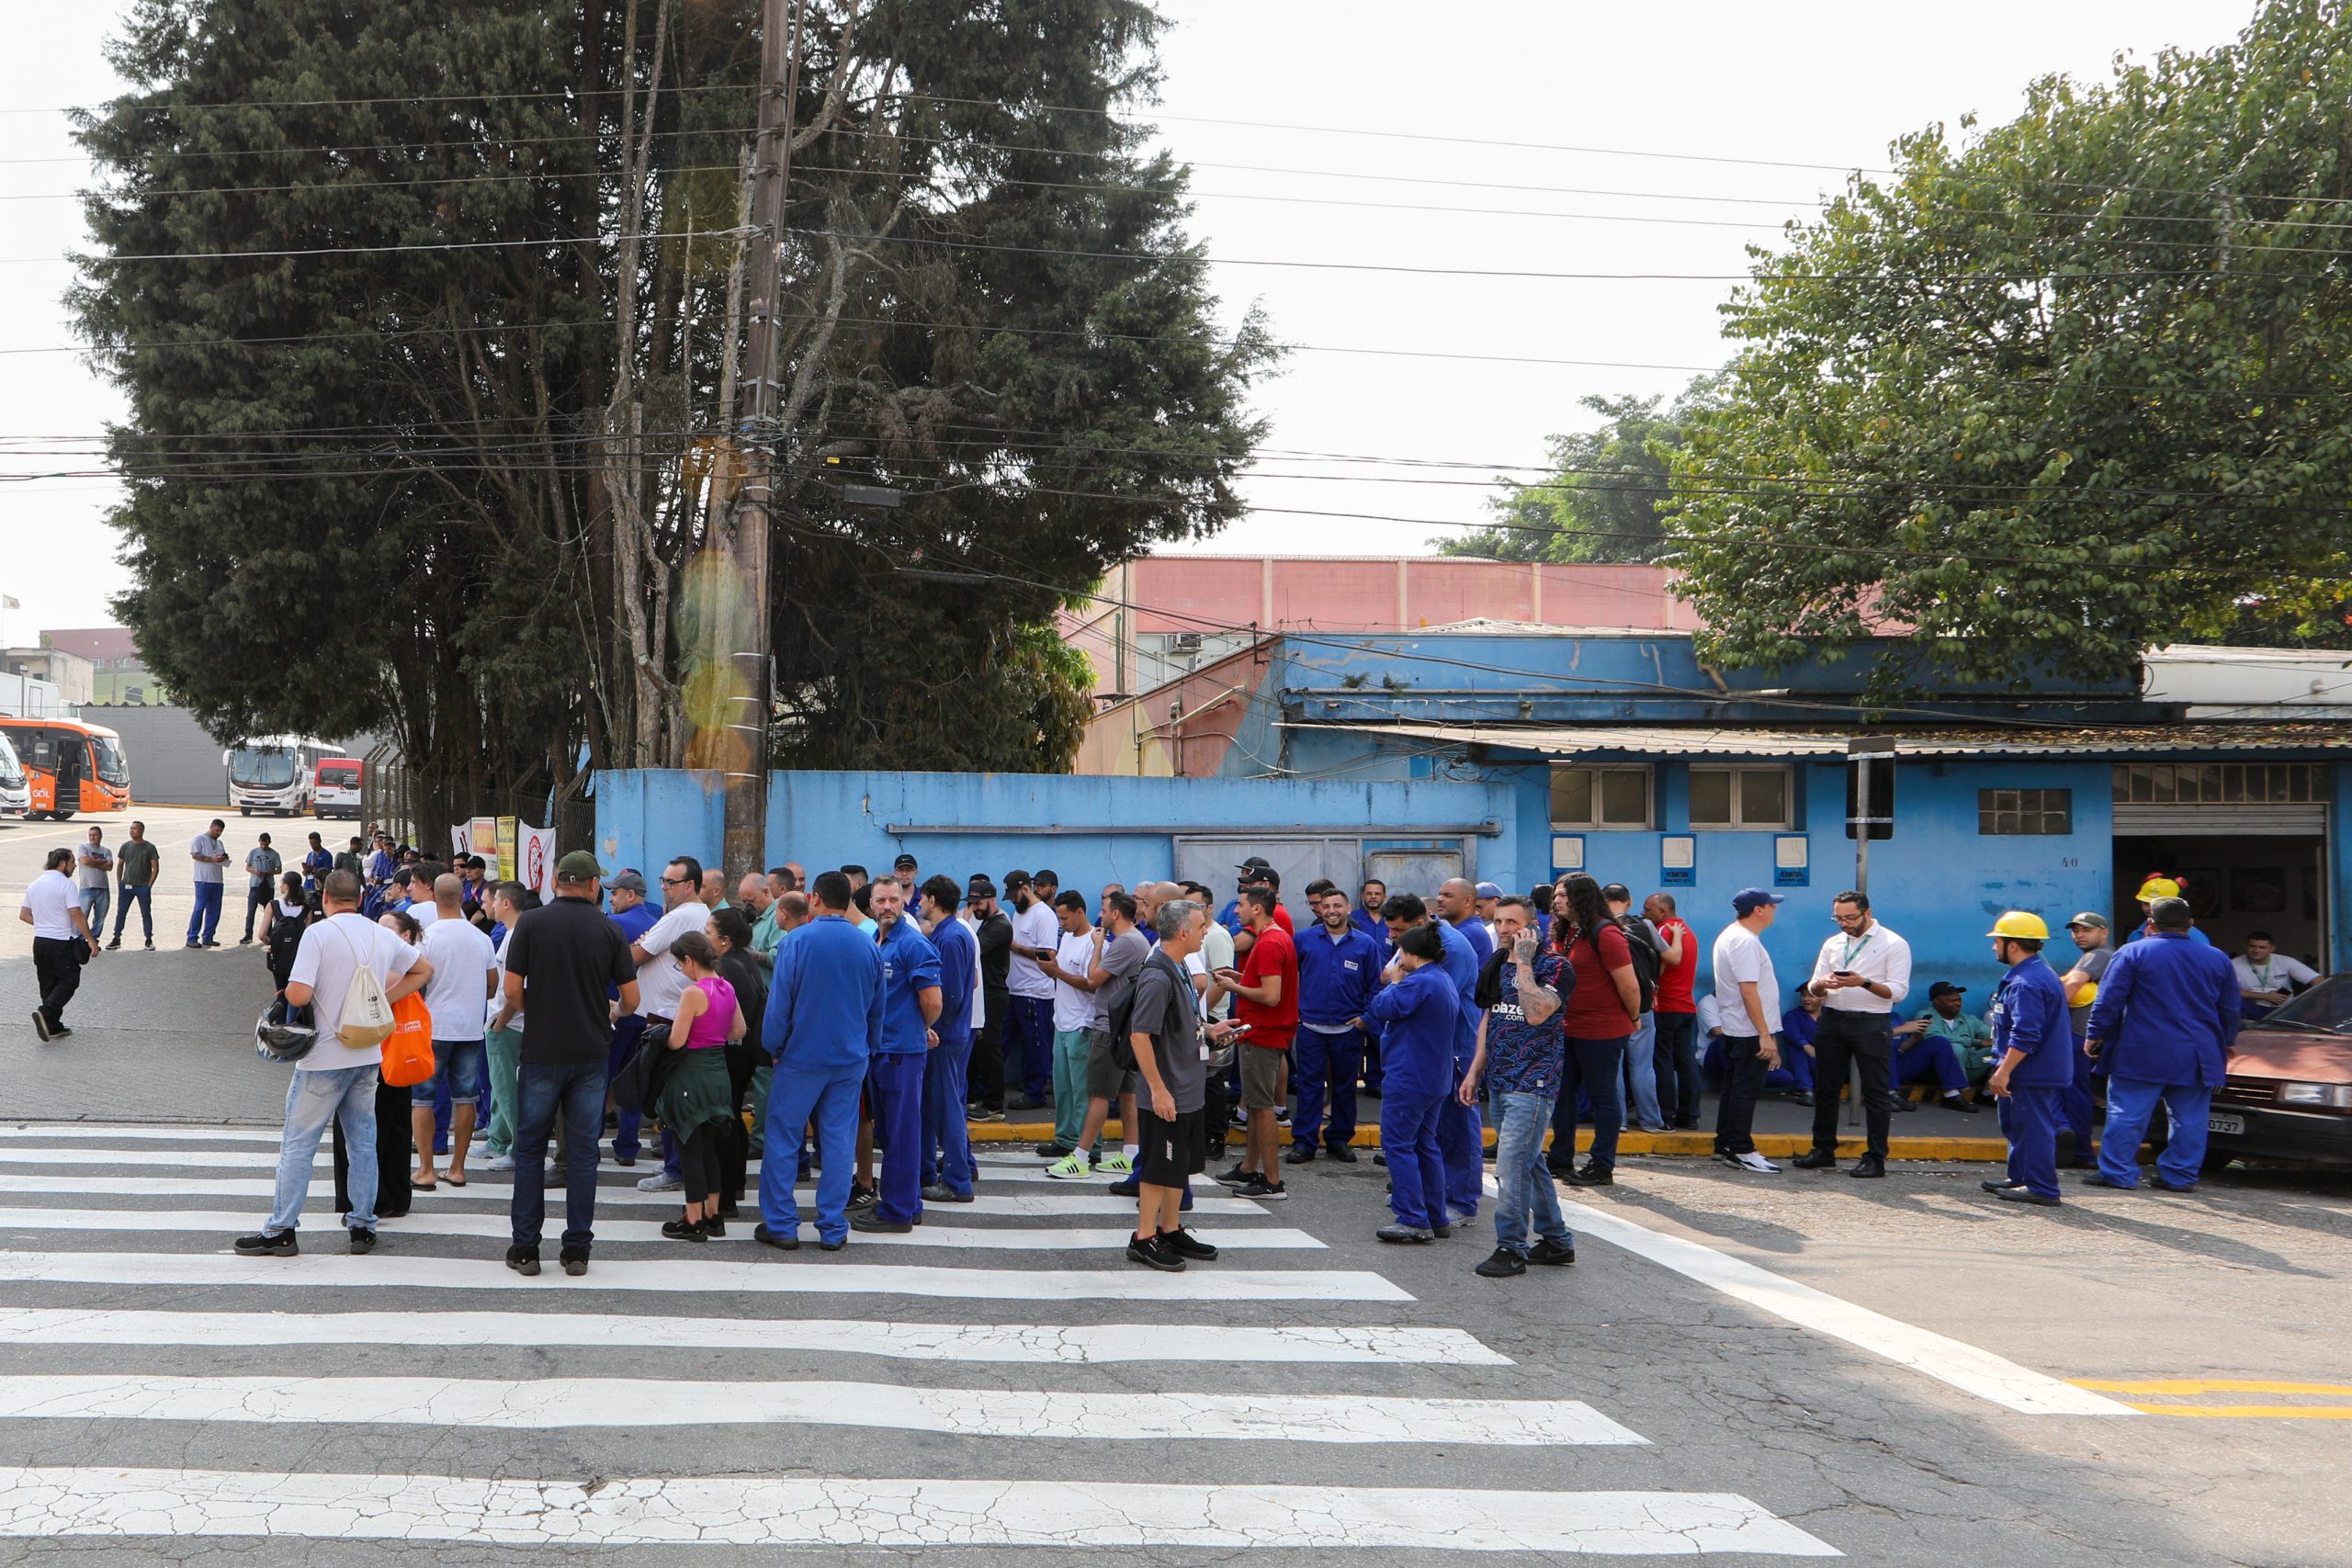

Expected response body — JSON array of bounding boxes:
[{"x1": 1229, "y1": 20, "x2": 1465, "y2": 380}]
[{"x1": 519, "y1": 821, "x2": 556, "y2": 902}]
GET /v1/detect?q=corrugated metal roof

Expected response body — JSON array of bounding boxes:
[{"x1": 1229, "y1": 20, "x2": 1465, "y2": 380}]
[{"x1": 1288, "y1": 720, "x2": 2352, "y2": 759}]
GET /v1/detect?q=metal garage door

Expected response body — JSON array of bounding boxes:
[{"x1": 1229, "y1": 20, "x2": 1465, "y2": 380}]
[{"x1": 1172, "y1": 838, "x2": 1365, "y2": 927}]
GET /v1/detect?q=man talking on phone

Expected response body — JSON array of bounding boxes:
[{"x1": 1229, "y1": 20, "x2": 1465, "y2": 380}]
[{"x1": 1791, "y1": 890, "x2": 1913, "y2": 1179}]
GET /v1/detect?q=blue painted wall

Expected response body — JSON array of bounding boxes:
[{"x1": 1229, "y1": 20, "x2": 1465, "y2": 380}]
[{"x1": 594, "y1": 768, "x2": 1521, "y2": 913}]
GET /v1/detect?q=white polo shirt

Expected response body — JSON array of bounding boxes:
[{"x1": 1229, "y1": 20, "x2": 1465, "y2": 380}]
[
  {"x1": 633, "y1": 901, "x2": 709, "y2": 1021},
  {"x1": 20, "y1": 870, "x2": 80, "y2": 940},
  {"x1": 1804, "y1": 919, "x2": 1913, "y2": 1015}
]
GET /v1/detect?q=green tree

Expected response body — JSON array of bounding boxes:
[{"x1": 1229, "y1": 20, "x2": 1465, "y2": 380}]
[
  {"x1": 1442, "y1": 377, "x2": 1717, "y2": 564},
  {"x1": 1666, "y1": 0, "x2": 2352, "y2": 700},
  {"x1": 74, "y1": 0, "x2": 1271, "y2": 833}
]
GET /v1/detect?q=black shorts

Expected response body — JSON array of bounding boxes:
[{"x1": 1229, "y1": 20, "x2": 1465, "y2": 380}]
[{"x1": 1135, "y1": 1106, "x2": 1206, "y2": 1188}]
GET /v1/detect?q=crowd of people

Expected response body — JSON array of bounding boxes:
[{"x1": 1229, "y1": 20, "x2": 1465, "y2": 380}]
[{"x1": 16, "y1": 821, "x2": 2310, "y2": 1275}]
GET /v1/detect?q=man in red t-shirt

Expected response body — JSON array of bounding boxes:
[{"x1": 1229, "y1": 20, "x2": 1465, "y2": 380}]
[
  {"x1": 1644, "y1": 892, "x2": 1702, "y2": 1130},
  {"x1": 1213, "y1": 886, "x2": 1298, "y2": 1200}
]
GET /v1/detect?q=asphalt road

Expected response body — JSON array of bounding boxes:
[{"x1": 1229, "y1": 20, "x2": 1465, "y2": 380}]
[{"x1": 3, "y1": 807, "x2": 2350, "y2": 1564}]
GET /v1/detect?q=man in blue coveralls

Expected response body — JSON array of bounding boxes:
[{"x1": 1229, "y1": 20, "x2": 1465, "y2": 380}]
[
  {"x1": 917, "y1": 874, "x2": 978, "y2": 1205},
  {"x1": 1977, "y1": 912, "x2": 2075, "y2": 1206},
  {"x1": 859, "y1": 875, "x2": 943, "y2": 1234},
  {"x1": 1383, "y1": 892, "x2": 1483, "y2": 1226},
  {"x1": 1290, "y1": 879, "x2": 1380, "y2": 1165},
  {"x1": 2083, "y1": 895, "x2": 2239, "y2": 1194},
  {"x1": 755, "y1": 870, "x2": 884, "y2": 1252}
]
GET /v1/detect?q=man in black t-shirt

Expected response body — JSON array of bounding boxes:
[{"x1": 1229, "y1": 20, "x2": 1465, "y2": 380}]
[
  {"x1": 967, "y1": 877, "x2": 1014, "y2": 1118},
  {"x1": 502, "y1": 851, "x2": 638, "y2": 1278}
]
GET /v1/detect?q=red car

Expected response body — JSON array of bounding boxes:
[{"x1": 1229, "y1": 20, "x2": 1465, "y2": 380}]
[{"x1": 2208, "y1": 975, "x2": 2352, "y2": 1170}]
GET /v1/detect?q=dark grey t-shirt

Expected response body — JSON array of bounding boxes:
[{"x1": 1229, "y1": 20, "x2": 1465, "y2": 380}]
[
  {"x1": 2067, "y1": 944, "x2": 2114, "y2": 1035},
  {"x1": 1088, "y1": 927, "x2": 1151, "y2": 1031},
  {"x1": 1131, "y1": 953, "x2": 1204, "y2": 1112}
]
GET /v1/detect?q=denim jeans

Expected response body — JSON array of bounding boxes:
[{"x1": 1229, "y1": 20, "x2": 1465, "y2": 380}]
[
  {"x1": 1489, "y1": 1089, "x2": 1571, "y2": 1255},
  {"x1": 111, "y1": 883, "x2": 153, "y2": 943},
  {"x1": 266, "y1": 1065, "x2": 379, "y2": 1234},
  {"x1": 1555, "y1": 1035, "x2": 1628, "y2": 1171},
  {"x1": 1653, "y1": 1010, "x2": 1701, "y2": 1124},
  {"x1": 78, "y1": 886, "x2": 110, "y2": 940},
  {"x1": 1622, "y1": 1013, "x2": 1662, "y2": 1128},
  {"x1": 411, "y1": 1039, "x2": 488, "y2": 1107},
  {"x1": 510, "y1": 1058, "x2": 605, "y2": 1252}
]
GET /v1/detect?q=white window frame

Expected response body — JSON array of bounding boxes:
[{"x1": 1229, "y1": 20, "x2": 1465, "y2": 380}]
[
  {"x1": 1548, "y1": 764, "x2": 1655, "y2": 831},
  {"x1": 1689, "y1": 763, "x2": 1795, "y2": 830}
]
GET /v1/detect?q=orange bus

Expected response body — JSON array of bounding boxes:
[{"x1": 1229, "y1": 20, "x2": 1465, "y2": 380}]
[{"x1": 0, "y1": 717, "x2": 131, "y2": 819}]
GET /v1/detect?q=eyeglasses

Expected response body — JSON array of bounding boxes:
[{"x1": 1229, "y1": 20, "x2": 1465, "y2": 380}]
[{"x1": 659, "y1": 875, "x2": 691, "y2": 888}]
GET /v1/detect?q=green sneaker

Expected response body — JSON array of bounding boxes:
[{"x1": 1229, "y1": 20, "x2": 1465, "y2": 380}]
[
  {"x1": 1042, "y1": 1154, "x2": 1093, "y2": 1180},
  {"x1": 1093, "y1": 1152, "x2": 1134, "y2": 1176}
]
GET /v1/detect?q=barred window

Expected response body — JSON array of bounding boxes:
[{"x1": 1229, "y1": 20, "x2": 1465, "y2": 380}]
[{"x1": 1979, "y1": 788, "x2": 2073, "y2": 836}]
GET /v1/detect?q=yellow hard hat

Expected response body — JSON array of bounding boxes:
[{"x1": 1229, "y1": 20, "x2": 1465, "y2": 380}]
[
  {"x1": 1987, "y1": 911, "x2": 2050, "y2": 940},
  {"x1": 2068, "y1": 981, "x2": 2098, "y2": 1008},
  {"x1": 2135, "y1": 875, "x2": 2181, "y2": 903}
]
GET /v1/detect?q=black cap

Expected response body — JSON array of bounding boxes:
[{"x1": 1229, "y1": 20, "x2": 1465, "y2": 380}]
[
  {"x1": 967, "y1": 875, "x2": 998, "y2": 898},
  {"x1": 1001, "y1": 870, "x2": 1032, "y2": 891},
  {"x1": 1236, "y1": 855, "x2": 1273, "y2": 874},
  {"x1": 893, "y1": 852, "x2": 918, "y2": 870},
  {"x1": 1928, "y1": 981, "x2": 1966, "y2": 999}
]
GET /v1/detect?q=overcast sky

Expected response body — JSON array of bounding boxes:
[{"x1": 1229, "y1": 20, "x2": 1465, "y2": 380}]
[{"x1": 0, "y1": 0, "x2": 2258, "y2": 642}]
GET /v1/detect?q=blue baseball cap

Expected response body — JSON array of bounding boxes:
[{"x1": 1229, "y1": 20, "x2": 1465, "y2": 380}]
[
  {"x1": 1732, "y1": 887, "x2": 1785, "y2": 915},
  {"x1": 1474, "y1": 881, "x2": 1503, "y2": 898}
]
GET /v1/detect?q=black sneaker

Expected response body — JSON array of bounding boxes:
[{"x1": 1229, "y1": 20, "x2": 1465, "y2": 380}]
[
  {"x1": 847, "y1": 1183, "x2": 879, "y2": 1211},
  {"x1": 1942, "y1": 1094, "x2": 1982, "y2": 1114},
  {"x1": 505, "y1": 1246, "x2": 540, "y2": 1276},
  {"x1": 142, "y1": 941, "x2": 153, "y2": 951},
  {"x1": 1126, "y1": 1233, "x2": 1184, "y2": 1271},
  {"x1": 1160, "y1": 1226, "x2": 1218, "y2": 1261},
  {"x1": 1849, "y1": 1156, "x2": 1887, "y2": 1179},
  {"x1": 922, "y1": 1183, "x2": 976, "y2": 1203},
  {"x1": 346, "y1": 1228, "x2": 376, "y2": 1256},
  {"x1": 104, "y1": 938, "x2": 119, "y2": 952},
  {"x1": 202, "y1": 939, "x2": 221, "y2": 948},
  {"x1": 1791, "y1": 1149, "x2": 1838, "y2": 1170},
  {"x1": 238, "y1": 936, "x2": 254, "y2": 945},
  {"x1": 1213, "y1": 1162, "x2": 1254, "y2": 1187},
  {"x1": 1105, "y1": 1176, "x2": 1141, "y2": 1198},
  {"x1": 850, "y1": 1211, "x2": 912, "y2": 1234},
  {"x1": 1034, "y1": 1141, "x2": 1069, "y2": 1159},
  {"x1": 1376, "y1": 1224, "x2": 1433, "y2": 1244},
  {"x1": 702, "y1": 1217, "x2": 727, "y2": 1237},
  {"x1": 1565, "y1": 1161, "x2": 1613, "y2": 1187},
  {"x1": 29, "y1": 1011, "x2": 51, "y2": 1043},
  {"x1": 1431, "y1": 1221, "x2": 1453, "y2": 1238},
  {"x1": 1476, "y1": 1247, "x2": 1527, "y2": 1278},
  {"x1": 1325, "y1": 1144, "x2": 1360, "y2": 1164},
  {"x1": 559, "y1": 1248, "x2": 589, "y2": 1277},
  {"x1": 661, "y1": 1218, "x2": 707, "y2": 1243},
  {"x1": 1238, "y1": 1177, "x2": 1288, "y2": 1201},
  {"x1": 753, "y1": 1223, "x2": 800, "y2": 1251},
  {"x1": 1275, "y1": 1107, "x2": 1291, "y2": 1125},
  {"x1": 968, "y1": 1106, "x2": 1007, "y2": 1123},
  {"x1": 232, "y1": 1230, "x2": 297, "y2": 1258},
  {"x1": 1528, "y1": 1237, "x2": 1577, "y2": 1267},
  {"x1": 1285, "y1": 1144, "x2": 1317, "y2": 1164},
  {"x1": 46, "y1": 1025, "x2": 70, "y2": 1039}
]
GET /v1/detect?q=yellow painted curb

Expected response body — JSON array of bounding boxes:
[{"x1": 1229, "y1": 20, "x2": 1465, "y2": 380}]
[{"x1": 964, "y1": 1120, "x2": 2013, "y2": 1161}]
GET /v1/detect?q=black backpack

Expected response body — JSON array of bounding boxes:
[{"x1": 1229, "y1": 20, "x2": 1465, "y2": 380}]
[
  {"x1": 266, "y1": 907, "x2": 309, "y2": 981},
  {"x1": 1600, "y1": 916, "x2": 1660, "y2": 1015},
  {"x1": 1104, "y1": 950, "x2": 1187, "y2": 1073}
]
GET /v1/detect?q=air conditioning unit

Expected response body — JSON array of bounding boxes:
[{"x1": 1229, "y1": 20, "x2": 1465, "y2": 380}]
[{"x1": 1170, "y1": 633, "x2": 1204, "y2": 654}]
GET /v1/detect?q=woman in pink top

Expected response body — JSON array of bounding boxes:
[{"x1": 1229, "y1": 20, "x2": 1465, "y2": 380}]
[{"x1": 657, "y1": 931, "x2": 745, "y2": 1241}]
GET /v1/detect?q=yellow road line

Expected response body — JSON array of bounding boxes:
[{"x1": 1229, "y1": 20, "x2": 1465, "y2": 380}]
[
  {"x1": 2071, "y1": 1380, "x2": 2352, "y2": 1397},
  {"x1": 2115, "y1": 1404, "x2": 2352, "y2": 1420}
]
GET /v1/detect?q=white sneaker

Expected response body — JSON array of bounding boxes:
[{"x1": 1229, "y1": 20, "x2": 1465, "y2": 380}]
[
  {"x1": 1732, "y1": 1151, "x2": 1781, "y2": 1174},
  {"x1": 637, "y1": 1171, "x2": 683, "y2": 1192},
  {"x1": 484, "y1": 1154, "x2": 515, "y2": 1172}
]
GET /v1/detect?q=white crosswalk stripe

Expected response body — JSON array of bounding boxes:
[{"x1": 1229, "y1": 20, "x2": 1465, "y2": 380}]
[{"x1": 0, "y1": 1126, "x2": 1838, "y2": 1555}]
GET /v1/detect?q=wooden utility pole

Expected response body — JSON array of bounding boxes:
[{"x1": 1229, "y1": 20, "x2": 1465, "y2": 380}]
[{"x1": 721, "y1": 0, "x2": 807, "y2": 877}]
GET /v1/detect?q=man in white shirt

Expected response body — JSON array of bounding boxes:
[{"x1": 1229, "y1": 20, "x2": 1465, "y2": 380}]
[
  {"x1": 1003, "y1": 871, "x2": 1061, "y2": 1111},
  {"x1": 236, "y1": 868, "x2": 430, "y2": 1258},
  {"x1": 1791, "y1": 889, "x2": 1914, "y2": 1179},
  {"x1": 185, "y1": 818, "x2": 231, "y2": 948},
  {"x1": 2233, "y1": 932, "x2": 2321, "y2": 1019},
  {"x1": 415, "y1": 874, "x2": 497, "y2": 1190},
  {"x1": 628, "y1": 854, "x2": 715, "y2": 1194},
  {"x1": 1711, "y1": 887, "x2": 1784, "y2": 1174},
  {"x1": 21, "y1": 847, "x2": 100, "y2": 1041}
]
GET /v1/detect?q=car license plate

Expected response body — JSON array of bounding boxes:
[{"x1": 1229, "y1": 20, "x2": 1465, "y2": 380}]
[{"x1": 2207, "y1": 1112, "x2": 2245, "y2": 1136}]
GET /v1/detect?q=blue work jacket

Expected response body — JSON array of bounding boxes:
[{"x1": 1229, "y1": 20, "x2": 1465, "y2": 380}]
[
  {"x1": 876, "y1": 916, "x2": 944, "y2": 1055},
  {"x1": 2084, "y1": 931, "x2": 2238, "y2": 1088},
  {"x1": 1989, "y1": 956, "x2": 2074, "y2": 1089},
  {"x1": 1296, "y1": 920, "x2": 1381, "y2": 1031},
  {"x1": 1351, "y1": 906, "x2": 1394, "y2": 969},
  {"x1": 1365, "y1": 963, "x2": 1461, "y2": 1102},
  {"x1": 764, "y1": 913, "x2": 884, "y2": 1074},
  {"x1": 1433, "y1": 917, "x2": 1481, "y2": 1063},
  {"x1": 929, "y1": 915, "x2": 977, "y2": 1045}
]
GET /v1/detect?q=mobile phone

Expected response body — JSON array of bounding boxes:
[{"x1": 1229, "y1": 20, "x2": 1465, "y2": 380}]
[{"x1": 1832, "y1": 969, "x2": 1857, "y2": 978}]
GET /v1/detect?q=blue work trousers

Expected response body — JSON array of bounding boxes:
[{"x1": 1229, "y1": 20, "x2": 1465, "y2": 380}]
[
  {"x1": 1380, "y1": 1087, "x2": 1448, "y2": 1230},
  {"x1": 2098, "y1": 1077, "x2": 2212, "y2": 1190},
  {"x1": 605, "y1": 1015, "x2": 646, "y2": 1162},
  {"x1": 1490, "y1": 1089, "x2": 1571, "y2": 1256},
  {"x1": 1290, "y1": 1026, "x2": 1364, "y2": 1151},
  {"x1": 1896, "y1": 1038, "x2": 1969, "y2": 1096},
  {"x1": 761, "y1": 1064, "x2": 865, "y2": 1245},
  {"x1": 1997, "y1": 1083, "x2": 2064, "y2": 1200},
  {"x1": 186, "y1": 881, "x2": 223, "y2": 943},
  {"x1": 867, "y1": 1050, "x2": 927, "y2": 1225},
  {"x1": 922, "y1": 1035, "x2": 975, "y2": 1196},
  {"x1": 1436, "y1": 1061, "x2": 1483, "y2": 1221},
  {"x1": 509, "y1": 1058, "x2": 605, "y2": 1252},
  {"x1": 2059, "y1": 1035, "x2": 2100, "y2": 1163},
  {"x1": 1005, "y1": 995, "x2": 1056, "y2": 1102}
]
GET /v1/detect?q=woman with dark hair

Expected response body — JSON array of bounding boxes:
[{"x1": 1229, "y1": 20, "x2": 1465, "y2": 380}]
[
  {"x1": 1548, "y1": 873, "x2": 1641, "y2": 1188},
  {"x1": 262, "y1": 872, "x2": 311, "y2": 992},
  {"x1": 707, "y1": 905, "x2": 767, "y2": 1215},
  {"x1": 656, "y1": 930, "x2": 745, "y2": 1242}
]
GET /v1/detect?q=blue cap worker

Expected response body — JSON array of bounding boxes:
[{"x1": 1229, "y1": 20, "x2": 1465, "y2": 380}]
[
  {"x1": 1977, "y1": 913, "x2": 2074, "y2": 1206},
  {"x1": 1364, "y1": 921, "x2": 1461, "y2": 1244},
  {"x1": 863, "y1": 875, "x2": 944, "y2": 1235},
  {"x1": 755, "y1": 869, "x2": 885, "y2": 1252},
  {"x1": 2082, "y1": 895, "x2": 2239, "y2": 1193}
]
